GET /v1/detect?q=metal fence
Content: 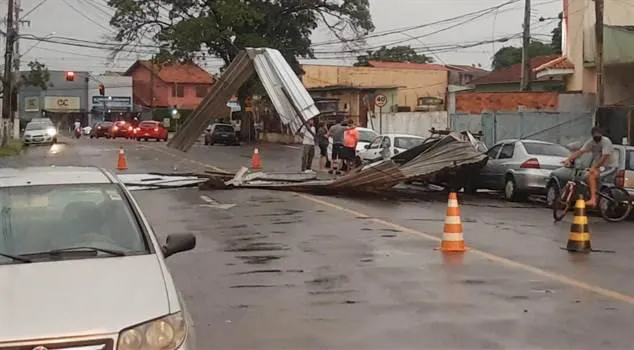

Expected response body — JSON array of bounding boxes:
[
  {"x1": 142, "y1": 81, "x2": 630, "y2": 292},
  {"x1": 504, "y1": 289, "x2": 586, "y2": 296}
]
[{"x1": 450, "y1": 111, "x2": 594, "y2": 147}]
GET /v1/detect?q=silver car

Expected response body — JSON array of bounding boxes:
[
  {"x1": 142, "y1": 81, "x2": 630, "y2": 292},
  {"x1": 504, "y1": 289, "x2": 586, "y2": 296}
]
[
  {"x1": 22, "y1": 121, "x2": 58, "y2": 145},
  {"x1": 467, "y1": 139, "x2": 571, "y2": 201},
  {"x1": 0, "y1": 166, "x2": 197, "y2": 350}
]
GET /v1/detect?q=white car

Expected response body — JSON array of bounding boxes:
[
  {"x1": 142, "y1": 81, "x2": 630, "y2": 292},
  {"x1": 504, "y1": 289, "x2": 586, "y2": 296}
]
[
  {"x1": 22, "y1": 121, "x2": 58, "y2": 145},
  {"x1": 358, "y1": 134, "x2": 427, "y2": 162},
  {"x1": 326, "y1": 127, "x2": 378, "y2": 159}
]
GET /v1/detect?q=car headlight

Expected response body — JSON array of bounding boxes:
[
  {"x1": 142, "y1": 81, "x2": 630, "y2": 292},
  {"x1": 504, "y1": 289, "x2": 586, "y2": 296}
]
[
  {"x1": 46, "y1": 127, "x2": 57, "y2": 136},
  {"x1": 117, "y1": 312, "x2": 187, "y2": 350}
]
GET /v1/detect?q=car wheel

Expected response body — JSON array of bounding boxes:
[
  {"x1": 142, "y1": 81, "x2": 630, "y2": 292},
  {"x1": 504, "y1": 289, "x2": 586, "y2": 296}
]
[
  {"x1": 144, "y1": 138, "x2": 149, "y2": 141},
  {"x1": 52, "y1": 138, "x2": 57, "y2": 144},
  {"x1": 463, "y1": 177, "x2": 478, "y2": 194},
  {"x1": 504, "y1": 176, "x2": 522, "y2": 202},
  {"x1": 90, "y1": 135, "x2": 94, "y2": 139},
  {"x1": 163, "y1": 137, "x2": 168, "y2": 142}
]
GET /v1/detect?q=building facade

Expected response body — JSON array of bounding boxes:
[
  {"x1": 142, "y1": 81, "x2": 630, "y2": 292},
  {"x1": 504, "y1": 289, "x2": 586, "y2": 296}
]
[
  {"x1": 88, "y1": 73, "x2": 133, "y2": 124},
  {"x1": 18, "y1": 70, "x2": 89, "y2": 129}
]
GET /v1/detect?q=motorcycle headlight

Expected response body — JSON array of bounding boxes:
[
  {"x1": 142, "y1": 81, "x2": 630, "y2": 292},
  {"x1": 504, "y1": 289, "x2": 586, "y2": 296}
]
[
  {"x1": 46, "y1": 127, "x2": 57, "y2": 136},
  {"x1": 117, "y1": 312, "x2": 187, "y2": 350}
]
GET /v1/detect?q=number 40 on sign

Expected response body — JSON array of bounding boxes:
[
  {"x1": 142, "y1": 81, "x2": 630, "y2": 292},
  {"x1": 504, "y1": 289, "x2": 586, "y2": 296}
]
[{"x1": 374, "y1": 94, "x2": 387, "y2": 108}]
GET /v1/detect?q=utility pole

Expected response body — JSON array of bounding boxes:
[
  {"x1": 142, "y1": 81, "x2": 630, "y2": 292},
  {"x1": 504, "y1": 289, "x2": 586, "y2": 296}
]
[
  {"x1": 595, "y1": 0, "x2": 605, "y2": 107},
  {"x1": 520, "y1": 0, "x2": 531, "y2": 91},
  {"x1": 150, "y1": 55, "x2": 155, "y2": 118},
  {"x1": 2, "y1": 0, "x2": 15, "y2": 146}
]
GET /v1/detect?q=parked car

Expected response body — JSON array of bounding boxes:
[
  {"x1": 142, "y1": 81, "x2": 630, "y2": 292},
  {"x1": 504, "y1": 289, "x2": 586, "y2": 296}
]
[
  {"x1": 22, "y1": 121, "x2": 57, "y2": 146},
  {"x1": 546, "y1": 144, "x2": 634, "y2": 207},
  {"x1": 0, "y1": 166, "x2": 197, "y2": 349},
  {"x1": 204, "y1": 123, "x2": 239, "y2": 145},
  {"x1": 466, "y1": 139, "x2": 571, "y2": 201},
  {"x1": 110, "y1": 120, "x2": 132, "y2": 139},
  {"x1": 358, "y1": 134, "x2": 426, "y2": 162},
  {"x1": 90, "y1": 121, "x2": 113, "y2": 139},
  {"x1": 135, "y1": 120, "x2": 169, "y2": 142},
  {"x1": 326, "y1": 127, "x2": 378, "y2": 160}
]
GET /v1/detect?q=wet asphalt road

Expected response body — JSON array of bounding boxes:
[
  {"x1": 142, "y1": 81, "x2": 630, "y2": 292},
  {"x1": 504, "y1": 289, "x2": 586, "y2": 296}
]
[{"x1": 4, "y1": 138, "x2": 634, "y2": 349}]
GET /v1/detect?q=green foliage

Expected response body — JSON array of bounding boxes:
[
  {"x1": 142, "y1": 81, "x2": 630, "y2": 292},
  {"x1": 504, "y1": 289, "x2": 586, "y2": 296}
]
[
  {"x1": 107, "y1": 0, "x2": 374, "y2": 73},
  {"x1": 354, "y1": 45, "x2": 433, "y2": 66},
  {"x1": 19, "y1": 60, "x2": 51, "y2": 90},
  {"x1": 0, "y1": 139, "x2": 23, "y2": 157}
]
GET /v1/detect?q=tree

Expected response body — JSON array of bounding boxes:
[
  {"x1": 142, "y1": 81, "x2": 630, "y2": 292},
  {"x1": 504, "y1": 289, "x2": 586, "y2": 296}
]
[
  {"x1": 354, "y1": 45, "x2": 433, "y2": 66},
  {"x1": 107, "y1": 0, "x2": 374, "y2": 74},
  {"x1": 550, "y1": 12, "x2": 563, "y2": 54},
  {"x1": 19, "y1": 60, "x2": 51, "y2": 91},
  {"x1": 491, "y1": 41, "x2": 557, "y2": 70}
]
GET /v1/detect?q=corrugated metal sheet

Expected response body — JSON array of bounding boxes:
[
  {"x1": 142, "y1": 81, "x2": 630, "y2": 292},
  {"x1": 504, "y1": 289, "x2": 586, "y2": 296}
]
[
  {"x1": 168, "y1": 48, "x2": 319, "y2": 152},
  {"x1": 252, "y1": 49, "x2": 320, "y2": 132}
]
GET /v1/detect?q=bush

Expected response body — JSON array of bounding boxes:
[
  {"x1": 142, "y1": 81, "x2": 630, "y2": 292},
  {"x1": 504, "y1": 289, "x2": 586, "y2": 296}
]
[{"x1": 0, "y1": 139, "x2": 24, "y2": 157}]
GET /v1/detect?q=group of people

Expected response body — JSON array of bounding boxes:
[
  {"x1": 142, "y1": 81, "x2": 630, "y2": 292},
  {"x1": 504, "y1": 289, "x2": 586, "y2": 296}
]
[{"x1": 298, "y1": 118, "x2": 360, "y2": 175}]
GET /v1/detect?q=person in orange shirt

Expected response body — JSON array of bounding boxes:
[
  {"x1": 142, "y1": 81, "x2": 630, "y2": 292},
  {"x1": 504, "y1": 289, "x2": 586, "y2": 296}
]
[{"x1": 342, "y1": 119, "x2": 359, "y2": 173}]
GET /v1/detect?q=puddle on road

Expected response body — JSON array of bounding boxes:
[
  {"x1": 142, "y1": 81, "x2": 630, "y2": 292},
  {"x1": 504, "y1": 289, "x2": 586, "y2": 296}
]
[
  {"x1": 225, "y1": 242, "x2": 290, "y2": 253},
  {"x1": 236, "y1": 255, "x2": 283, "y2": 265},
  {"x1": 256, "y1": 208, "x2": 304, "y2": 216},
  {"x1": 230, "y1": 284, "x2": 296, "y2": 289},
  {"x1": 305, "y1": 274, "x2": 349, "y2": 290},
  {"x1": 249, "y1": 195, "x2": 286, "y2": 204},
  {"x1": 235, "y1": 268, "x2": 304, "y2": 275}
]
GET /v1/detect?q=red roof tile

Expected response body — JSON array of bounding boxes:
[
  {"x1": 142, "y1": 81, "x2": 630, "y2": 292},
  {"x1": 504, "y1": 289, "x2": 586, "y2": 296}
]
[
  {"x1": 126, "y1": 60, "x2": 214, "y2": 84},
  {"x1": 367, "y1": 60, "x2": 448, "y2": 71},
  {"x1": 445, "y1": 64, "x2": 489, "y2": 73},
  {"x1": 471, "y1": 55, "x2": 561, "y2": 85},
  {"x1": 533, "y1": 56, "x2": 575, "y2": 71}
]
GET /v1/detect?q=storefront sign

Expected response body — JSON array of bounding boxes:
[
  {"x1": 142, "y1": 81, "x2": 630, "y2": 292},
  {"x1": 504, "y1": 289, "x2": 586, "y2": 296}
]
[
  {"x1": 23, "y1": 97, "x2": 39, "y2": 112},
  {"x1": 44, "y1": 96, "x2": 80, "y2": 111}
]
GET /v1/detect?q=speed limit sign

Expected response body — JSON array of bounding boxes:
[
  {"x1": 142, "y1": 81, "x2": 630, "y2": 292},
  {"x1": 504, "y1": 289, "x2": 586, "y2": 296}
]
[{"x1": 374, "y1": 94, "x2": 387, "y2": 107}]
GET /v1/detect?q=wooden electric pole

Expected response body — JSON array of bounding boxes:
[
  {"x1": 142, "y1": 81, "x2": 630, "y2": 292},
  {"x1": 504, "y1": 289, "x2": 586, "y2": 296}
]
[
  {"x1": 520, "y1": 0, "x2": 531, "y2": 91},
  {"x1": 2, "y1": 0, "x2": 15, "y2": 145},
  {"x1": 594, "y1": 0, "x2": 605, "y2": 107}
]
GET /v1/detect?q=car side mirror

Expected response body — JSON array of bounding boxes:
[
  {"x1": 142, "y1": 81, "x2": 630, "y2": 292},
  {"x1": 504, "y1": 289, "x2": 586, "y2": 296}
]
[
  {"x1": 162, "y1": 233, "x2": 196, "y2": 258},
  {"x1": 364, "y1": 144, "x2": 370, "y2": 149}
]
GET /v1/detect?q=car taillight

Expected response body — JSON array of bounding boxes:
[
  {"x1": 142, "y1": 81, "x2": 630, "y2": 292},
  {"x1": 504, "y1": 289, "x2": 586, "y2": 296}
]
[
  {"x1": 113, "y1": 126, "x2": 118, "y2": 131},
  {"x1": 520, "y1": 158, "x2": 540, "y2": 169},
  {"x1": 154, "y1": 127, "x2": 159, "y2": 132},
  {"x1": 128, "y1": 126, "x2": 133, "y2": 131},
  {"x1": 97, "y1": 126, "x2": 101, "y2": 130},
  {"x1": 615, "y1": 169, "x2": 625, "y2": 189}
]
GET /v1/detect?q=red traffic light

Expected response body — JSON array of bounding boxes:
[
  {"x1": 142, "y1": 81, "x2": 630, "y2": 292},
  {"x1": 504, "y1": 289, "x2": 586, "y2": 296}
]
[
  {"x1": 64, "y1": 71, "x2": 75, "y2": 81},
  {"x1": 98, "y1": 84, "x2": 105, "y2": 96}
]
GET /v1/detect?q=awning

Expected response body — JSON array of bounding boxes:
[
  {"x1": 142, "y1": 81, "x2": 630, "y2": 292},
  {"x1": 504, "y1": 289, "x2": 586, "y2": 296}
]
[{"x1": 534, "y1": 56, "x2": 574, "y2": 80}]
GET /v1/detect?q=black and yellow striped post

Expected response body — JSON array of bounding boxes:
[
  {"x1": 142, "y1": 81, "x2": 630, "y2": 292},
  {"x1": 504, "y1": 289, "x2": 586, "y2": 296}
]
[{"x1": 566, "y1": 195, "x2": 591, "y2": 253}]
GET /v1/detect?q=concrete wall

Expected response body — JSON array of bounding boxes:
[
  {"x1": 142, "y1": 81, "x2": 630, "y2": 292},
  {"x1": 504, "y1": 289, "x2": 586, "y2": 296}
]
[
  {"x1": 455, "y1": 91, "x2": 559, "y2": 114},
  {"x1": 301, "y1": 64, "x2": 448, "y2": 110},
  {"x1": 368, "y1": 111, "x2": 448, "y2": 137},
  {"x1": 450, "y1": 111, "x2": 594, "y2": 147}
]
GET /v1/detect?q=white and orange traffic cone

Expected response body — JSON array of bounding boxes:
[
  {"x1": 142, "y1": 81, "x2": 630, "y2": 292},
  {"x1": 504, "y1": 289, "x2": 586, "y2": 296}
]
[
  {"x1": 117, "y1": 147, "x2": 128, "y2": 171},
  {"x1": 251, "y1": 147, "x2": 261, "y2": 169},
  {"x1": 437, "y1": 192, "x2": 467, "y2": 252}
]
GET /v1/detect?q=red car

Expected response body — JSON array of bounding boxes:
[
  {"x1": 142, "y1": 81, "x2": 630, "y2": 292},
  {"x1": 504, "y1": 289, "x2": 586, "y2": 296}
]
[
  {"x1": 110, "y1": 120, "x2": 132, "y2": 139},
  {"x1": 135, "y1": 120, "x2": 169, "y2": 141}
]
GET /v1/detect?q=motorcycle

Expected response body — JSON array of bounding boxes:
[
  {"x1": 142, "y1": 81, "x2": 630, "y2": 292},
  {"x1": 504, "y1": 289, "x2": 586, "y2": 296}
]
[{"x1": 74, "y1": 127, "x2": 82, "y2": 139}]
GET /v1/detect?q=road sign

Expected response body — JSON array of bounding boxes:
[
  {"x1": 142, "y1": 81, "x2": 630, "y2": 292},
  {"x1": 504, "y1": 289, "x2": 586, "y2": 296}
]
[{"x1": 374, "y1": 94, "x2": 387, "y2": 108}]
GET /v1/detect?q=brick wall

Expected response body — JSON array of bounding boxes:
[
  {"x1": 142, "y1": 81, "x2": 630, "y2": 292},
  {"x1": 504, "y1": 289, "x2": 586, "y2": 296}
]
[{"x1": 456, "y1": 91, "x2": 559, "y2": 114}]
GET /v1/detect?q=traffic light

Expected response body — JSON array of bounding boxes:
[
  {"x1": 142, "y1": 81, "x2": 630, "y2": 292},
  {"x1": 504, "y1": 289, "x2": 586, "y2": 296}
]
[
  {"x1": 64, "y1": 71, "x2": 75, "y2": 81},
  {"x1": 98, "y1": 84, "x2": 105, "y2": 96}
]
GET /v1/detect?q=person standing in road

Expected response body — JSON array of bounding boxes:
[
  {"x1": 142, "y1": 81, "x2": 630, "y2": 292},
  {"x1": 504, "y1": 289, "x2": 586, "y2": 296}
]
[
  {"x1": 317, "y1": 121, "x2": 329, "y2": 171},
  {"x1": 299, "y1": 119, "x2": 316, "y2": 173},
  {"x1": 342, "y1": 119, "x2": 360, "y2": 173},
  {"x1": 327, "y1": 120, "x2": 346, "y2": 175}
]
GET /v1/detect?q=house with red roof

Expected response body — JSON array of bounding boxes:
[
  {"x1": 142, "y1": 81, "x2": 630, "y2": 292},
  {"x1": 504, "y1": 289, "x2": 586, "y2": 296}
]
[
  {"x1": 124, "y1": 60, "x2": 215, "y2": 111},
  {"x1": 470, "y1": 55, "x2": 565, "y2": 92}
]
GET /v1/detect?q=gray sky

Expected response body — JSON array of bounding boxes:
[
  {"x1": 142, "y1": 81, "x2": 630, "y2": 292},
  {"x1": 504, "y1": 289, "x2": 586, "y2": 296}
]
[{"x1": 4, "y1": 0, "x2": 561, "y2": 73}]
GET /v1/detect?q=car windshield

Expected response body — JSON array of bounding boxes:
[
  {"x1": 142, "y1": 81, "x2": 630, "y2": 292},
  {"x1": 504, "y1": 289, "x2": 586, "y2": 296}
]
[
  {"x1": 523, "y1": 142, "x2": 570, "y2": 157},
  {"x1": 0, "y1": 184, "x2": 149, "y2": 263},
  {"x1": 25, "y1": 123, "x2": 47, "y2": 131},
  {"x1": 358, "y1": 130, "x2": 378, "y2": 142},
  {"x1": 394, "y1": 137, "x2": 424, "y2": 149},
  {"x1": 214, "y1": 125, "x2": 234, "y2": 132}
]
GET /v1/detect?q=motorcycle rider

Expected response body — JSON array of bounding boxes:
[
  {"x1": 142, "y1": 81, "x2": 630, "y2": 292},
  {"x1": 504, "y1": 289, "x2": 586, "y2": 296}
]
[{"x1": 73, "y1": 119, "x2": 82, "y2": 138}]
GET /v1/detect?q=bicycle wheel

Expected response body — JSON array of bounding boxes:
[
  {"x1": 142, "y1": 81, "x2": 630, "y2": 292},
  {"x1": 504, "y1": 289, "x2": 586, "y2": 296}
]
[
  {"x1": 553, "y1": 183, "x2": 573, "y2": 222},
  {"x1": 599, "y1": 187, "x2": 633, "y2": 222}
]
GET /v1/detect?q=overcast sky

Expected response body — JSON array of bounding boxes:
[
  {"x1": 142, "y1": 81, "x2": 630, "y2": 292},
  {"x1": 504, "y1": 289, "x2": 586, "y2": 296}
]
[{"x1": 2, "y1": 0, "x2": 561, "y2": 73}]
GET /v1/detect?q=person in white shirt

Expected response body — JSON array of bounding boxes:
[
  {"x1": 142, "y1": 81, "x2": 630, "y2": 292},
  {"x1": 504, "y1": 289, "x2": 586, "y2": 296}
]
[
  {"x1": 74, "y1": 120, "x2": 81, "y2": 130},
  {"x1": 299, "y1": 119, "x2": 316, "y2": 172}
]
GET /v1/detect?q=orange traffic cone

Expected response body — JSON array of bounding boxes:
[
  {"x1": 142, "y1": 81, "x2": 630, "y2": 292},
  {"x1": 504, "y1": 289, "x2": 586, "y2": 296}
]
[
  {"x1": 437, "y1": 192, "x2": 467, "y2": 252},
  {"x1": 117, "y1": 147, "x2": 128, "y2": 171},
  {"x1": 251, "y1": 147, "x2": 261, "y2": 169}
]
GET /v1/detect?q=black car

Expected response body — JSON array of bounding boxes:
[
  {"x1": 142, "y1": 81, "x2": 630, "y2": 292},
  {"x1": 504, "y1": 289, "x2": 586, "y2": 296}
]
[
  {"x1": 90, "y1": 121, "x2": 113, "y2": 138},
  {"x1": 204, "y1": 123, "x2": 239, "y2": 145}
]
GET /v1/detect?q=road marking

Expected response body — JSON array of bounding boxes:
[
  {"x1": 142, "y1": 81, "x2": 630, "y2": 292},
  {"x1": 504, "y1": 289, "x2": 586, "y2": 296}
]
[
  {"x1": 200, "y1": 195, "x2": 236, "y2": 210},
  {"x1": 284, "y1": 145, "x2": 301, "y2": 150},
  {"x1": 141, "y1": 142, "x2": 634, "y2": 305}
]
